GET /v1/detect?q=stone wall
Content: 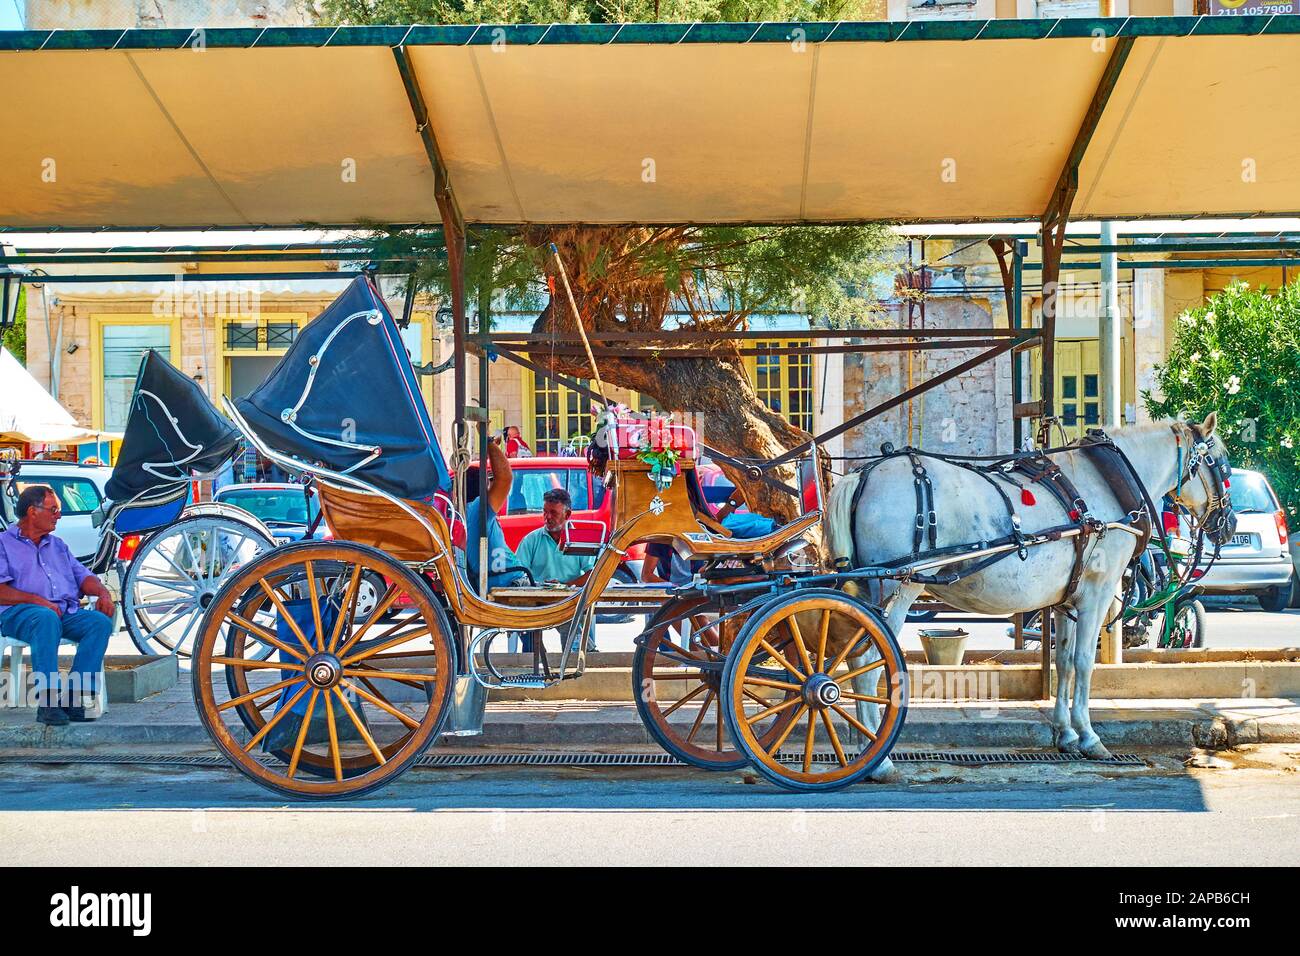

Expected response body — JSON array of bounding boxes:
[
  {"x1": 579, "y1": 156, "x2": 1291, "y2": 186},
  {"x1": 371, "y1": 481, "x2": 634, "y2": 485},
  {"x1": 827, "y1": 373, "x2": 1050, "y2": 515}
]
[
  {"x1": 841, "y1": 238, "x2": 1014, "y2": 460},
  {"x1": 842, "y1": 296, "x2": 1013, "y2": 460}
]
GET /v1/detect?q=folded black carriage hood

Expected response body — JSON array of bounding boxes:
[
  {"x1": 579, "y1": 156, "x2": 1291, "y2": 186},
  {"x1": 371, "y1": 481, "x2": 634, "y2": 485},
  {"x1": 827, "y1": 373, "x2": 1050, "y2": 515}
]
[
  {"x1": 234, "y1": 276, "x2": 450, "y2": 500},
  {"x1": 105, "y1": 349, "x2": 240, "y2": 502}
]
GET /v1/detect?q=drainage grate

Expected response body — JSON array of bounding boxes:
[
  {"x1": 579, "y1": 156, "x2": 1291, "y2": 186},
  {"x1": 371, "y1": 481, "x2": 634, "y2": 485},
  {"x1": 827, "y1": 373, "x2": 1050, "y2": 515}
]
[
  {"x1": 890, "y1": 750, "x2": 1145, "y2": 766},
  {"x1": 0, "y1": 749, "x2": 1146, "y2": 769}
]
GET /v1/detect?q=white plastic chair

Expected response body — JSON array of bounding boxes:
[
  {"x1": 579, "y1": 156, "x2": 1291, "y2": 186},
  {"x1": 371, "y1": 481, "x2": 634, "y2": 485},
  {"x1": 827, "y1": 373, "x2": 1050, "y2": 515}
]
[
  {"x1": 0, "y1": 635, "x2": 22, "y2": 708},
  {"x1": 0, "y1": 635, "x2": 107, "y2": 715}
]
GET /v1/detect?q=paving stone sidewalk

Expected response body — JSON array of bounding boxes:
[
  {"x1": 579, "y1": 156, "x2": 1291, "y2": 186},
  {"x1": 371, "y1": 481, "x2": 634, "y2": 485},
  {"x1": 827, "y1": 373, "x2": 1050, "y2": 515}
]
[{"x1": 1, "y1": 678, "x2": 1296, "y2": 751}]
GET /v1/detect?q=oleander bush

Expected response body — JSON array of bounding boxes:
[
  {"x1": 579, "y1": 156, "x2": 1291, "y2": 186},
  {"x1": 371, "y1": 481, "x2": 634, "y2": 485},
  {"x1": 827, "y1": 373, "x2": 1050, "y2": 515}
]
[{"x1": 1145, "y1": 280, "x2": 1300, "y2": 518}]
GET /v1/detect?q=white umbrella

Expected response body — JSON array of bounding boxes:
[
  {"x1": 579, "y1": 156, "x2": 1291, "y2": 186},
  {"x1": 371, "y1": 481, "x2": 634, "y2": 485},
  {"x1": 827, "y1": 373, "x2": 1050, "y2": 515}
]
[{"x1": 0, "y1": 347, "x2": 114, "y2": 445}]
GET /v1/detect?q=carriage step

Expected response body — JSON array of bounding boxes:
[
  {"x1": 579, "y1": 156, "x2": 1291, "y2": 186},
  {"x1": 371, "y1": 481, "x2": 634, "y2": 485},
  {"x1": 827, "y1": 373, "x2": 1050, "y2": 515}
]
[{"x1": 494, "y1": 674, "x2": 552, "y2": 688}]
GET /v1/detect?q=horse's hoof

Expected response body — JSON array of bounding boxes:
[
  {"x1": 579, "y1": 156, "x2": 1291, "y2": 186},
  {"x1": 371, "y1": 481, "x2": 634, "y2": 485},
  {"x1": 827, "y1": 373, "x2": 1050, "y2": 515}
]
[
  {"x1": 1053, "y1": 728, "x2": 1080, "y2": 753},
  {"x1": 867, "y1": 756, "x2": 899, "y2": 783},
  {"x1": 1079, "y1": 739, "x2": 1113, "y2": 760}
]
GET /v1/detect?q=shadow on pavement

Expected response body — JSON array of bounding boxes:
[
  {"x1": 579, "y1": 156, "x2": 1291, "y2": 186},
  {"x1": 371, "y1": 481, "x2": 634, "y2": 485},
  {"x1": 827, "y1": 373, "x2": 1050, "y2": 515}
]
[{"x1": 0, "y1": 758, "x2": 1214, "y2": 814}]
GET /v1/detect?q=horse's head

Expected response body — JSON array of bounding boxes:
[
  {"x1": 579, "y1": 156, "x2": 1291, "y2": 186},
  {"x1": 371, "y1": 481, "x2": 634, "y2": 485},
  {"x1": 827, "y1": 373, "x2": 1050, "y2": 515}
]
[{"x1": 1172, "y1": 411, "x2": 1237, "y2": 548}]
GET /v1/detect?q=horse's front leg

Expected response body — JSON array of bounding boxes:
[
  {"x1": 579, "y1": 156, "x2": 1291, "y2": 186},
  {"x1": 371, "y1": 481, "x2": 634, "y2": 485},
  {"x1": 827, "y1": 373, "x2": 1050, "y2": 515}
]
[
  {"x1": 851, "y1": 580, "x2": 921, "y2": 781},
  {"x1": 1052, "y1": 608, "x2": 1080, "y2": 753},
  {"x1": 1069, "y1": 588, "x2": 1112, "y2": 759}
]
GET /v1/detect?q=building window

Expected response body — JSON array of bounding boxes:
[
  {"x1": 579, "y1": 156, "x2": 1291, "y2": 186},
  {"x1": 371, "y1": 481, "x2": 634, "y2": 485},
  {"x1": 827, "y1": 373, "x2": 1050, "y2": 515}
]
[
  {"x1": 747, "y1": 340, "x2": 814, "y2": 433},
  {"x1": 531, "y1": 375, "x2": 594, "y2": 454},
  {"x1": 225, "y1": 321, "x2": 258, "y2": 350},
  {"x1": 220, "y1": 313, "x2": 309, "y2": 402},
  {"x1": 102, "y1": 324, "x2": 172, "y2": 431},
  {"x1": 266, "y1": 321, "x2": 298, "y2": 350},
  {"x1": 223, "y1": 316, "x2": 301, "y2": 352}
]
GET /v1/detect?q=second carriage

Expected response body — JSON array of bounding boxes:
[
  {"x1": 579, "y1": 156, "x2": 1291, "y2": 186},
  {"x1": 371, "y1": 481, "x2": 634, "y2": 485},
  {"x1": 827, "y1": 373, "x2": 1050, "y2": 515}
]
[{"x1": 90, "y1": 350, "x2": 279, "y2": 658}]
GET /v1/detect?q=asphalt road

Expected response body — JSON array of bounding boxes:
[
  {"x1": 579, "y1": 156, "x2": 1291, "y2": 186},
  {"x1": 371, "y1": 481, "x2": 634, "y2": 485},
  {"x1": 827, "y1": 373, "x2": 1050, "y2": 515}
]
[{"x1": 2, "y1": 747, "x2": 1296, "y2": 866}]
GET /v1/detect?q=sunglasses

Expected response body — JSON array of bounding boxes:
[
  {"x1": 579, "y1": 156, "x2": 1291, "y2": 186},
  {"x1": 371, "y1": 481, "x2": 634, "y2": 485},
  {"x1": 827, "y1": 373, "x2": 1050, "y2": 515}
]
[{"x1": 34, "y1": 503, "x2": 63, "y2": 516}]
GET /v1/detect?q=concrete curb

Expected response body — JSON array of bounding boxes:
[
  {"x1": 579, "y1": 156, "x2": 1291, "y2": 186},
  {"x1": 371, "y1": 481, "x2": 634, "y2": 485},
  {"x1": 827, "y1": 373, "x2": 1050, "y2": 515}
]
[{"x1": 4, "y1": 700, "x2": 1296, "y2": 752}]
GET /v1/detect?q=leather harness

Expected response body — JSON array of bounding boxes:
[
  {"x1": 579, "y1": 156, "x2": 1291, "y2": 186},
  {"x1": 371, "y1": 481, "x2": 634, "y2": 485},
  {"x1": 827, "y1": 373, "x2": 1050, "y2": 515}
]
[{"x1": 843, "y1": 429, "x2": 1159, "y2": 606}]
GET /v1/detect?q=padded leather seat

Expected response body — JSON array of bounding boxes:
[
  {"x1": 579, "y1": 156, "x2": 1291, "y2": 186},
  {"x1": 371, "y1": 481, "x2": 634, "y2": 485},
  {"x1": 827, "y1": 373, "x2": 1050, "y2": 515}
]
[{"x1": 87, "y1": 485, "x2": 189, "y2": 573}]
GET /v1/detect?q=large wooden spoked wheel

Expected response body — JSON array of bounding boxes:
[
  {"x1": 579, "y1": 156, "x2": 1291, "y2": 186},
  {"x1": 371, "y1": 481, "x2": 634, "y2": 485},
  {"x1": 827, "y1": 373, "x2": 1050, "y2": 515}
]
[
  {"x1": 632, "y1": 597, "x2": 800, "y2": 770},
  {"x1": 192, "y1": 541, "x2": 455, "y2": 799},
  {"x1": 721, "y1": 589, "x2": 907, "y2": 792}
]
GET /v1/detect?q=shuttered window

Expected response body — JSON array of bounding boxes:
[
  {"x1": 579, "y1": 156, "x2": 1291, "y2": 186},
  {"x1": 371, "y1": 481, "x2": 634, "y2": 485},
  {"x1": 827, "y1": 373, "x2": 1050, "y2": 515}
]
[{"x1": 102, "y1": 325, "x2": 172, "y2": 432}]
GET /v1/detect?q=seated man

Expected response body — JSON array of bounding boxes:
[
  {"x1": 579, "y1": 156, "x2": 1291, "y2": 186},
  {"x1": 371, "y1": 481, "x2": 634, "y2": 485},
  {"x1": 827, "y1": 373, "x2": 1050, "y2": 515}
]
[
  {"x1": 515, "y1": 488, "x2": 596, "y2": 587},
  {"x1": 0, "y1": 485, "x2": 116, "y2": 726},
  {"x1": 462, "y1": 436, "x2": 528, "y2": 592},
  {"x1": 515, "y1": 487, "x2": 597, "y2": 652}
]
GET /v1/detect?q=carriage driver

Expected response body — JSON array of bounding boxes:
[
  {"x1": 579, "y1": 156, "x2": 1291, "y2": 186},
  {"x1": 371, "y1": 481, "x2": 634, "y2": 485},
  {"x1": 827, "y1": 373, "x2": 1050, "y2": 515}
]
[{"x1": 0, "y1": 486, "x2": 116, "y2": 726}]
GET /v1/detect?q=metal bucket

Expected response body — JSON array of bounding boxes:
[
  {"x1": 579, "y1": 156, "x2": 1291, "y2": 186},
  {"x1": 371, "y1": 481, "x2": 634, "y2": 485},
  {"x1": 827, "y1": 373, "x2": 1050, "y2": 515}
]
[
  {"x1": 918, "y1": 627, "x2": 969, "y2": 666},
  {"x1": 442, "y1": 673, "x2": 486, "y2": 737}
]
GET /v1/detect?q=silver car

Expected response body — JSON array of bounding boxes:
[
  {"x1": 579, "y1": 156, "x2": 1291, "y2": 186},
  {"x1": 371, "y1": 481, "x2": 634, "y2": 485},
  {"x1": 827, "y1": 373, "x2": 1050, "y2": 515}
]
[
  {"x1": 8, "y1": 459, "x2": 114, "y2": 564},
  {"x1": 1191, "y1": 468, "x2": 1294, "y2": 612}
]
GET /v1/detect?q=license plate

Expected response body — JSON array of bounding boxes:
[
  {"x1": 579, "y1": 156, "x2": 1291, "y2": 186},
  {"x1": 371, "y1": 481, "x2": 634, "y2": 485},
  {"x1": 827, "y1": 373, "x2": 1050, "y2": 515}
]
[{"x1": 1229, "y1": 533, "x2": 1255, "y2": 547}]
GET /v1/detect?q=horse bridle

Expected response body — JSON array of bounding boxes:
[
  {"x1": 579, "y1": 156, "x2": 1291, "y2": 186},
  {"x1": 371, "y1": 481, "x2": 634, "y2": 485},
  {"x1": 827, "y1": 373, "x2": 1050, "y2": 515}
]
[{"x1": 1173, "y1": 421, "x2": 1235, "y2": 549}]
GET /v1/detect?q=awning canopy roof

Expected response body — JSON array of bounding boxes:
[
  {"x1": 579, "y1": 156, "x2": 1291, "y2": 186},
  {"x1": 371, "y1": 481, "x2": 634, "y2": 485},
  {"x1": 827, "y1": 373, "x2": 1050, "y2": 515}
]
[{"x1": 3, "y1": 17, "x2": 1300, "y2": 230}]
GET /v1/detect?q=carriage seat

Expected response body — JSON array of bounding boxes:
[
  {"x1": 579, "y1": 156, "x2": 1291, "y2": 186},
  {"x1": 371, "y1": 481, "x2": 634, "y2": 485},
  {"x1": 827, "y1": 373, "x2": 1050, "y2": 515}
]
[
  {"x1": 668, "y1": 509, "x2": 821, "y2": 562},
  {"x1": 315, "y1": 482, "x2": 449, "y2": 561},
  {"x1": 87, "y1": 485, "x2": 190, "y2": 574}
]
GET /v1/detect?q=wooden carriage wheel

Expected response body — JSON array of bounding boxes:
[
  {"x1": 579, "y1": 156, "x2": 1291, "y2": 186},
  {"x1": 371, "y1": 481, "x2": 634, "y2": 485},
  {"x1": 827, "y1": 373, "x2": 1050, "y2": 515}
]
[
  {"x1": 192, "y1": 541, "x2": 455, "y2": 799},
  {"x1": 721, "y1": 589, "x2": 907, "y2": 792},
  {"x1": 632, "y1": 597, "x2": 800, "y2": 770},
  {"x1": 222, "y1": 561, "x2": 391, "y2": 755}
]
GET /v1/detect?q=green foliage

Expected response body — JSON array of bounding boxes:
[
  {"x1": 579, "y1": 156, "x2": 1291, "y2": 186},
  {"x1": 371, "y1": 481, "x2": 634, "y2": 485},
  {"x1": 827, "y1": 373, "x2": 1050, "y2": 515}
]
[
  {"x1": 361, "y1": 223, "x2": 892, "y2": 330},
  {"x1": 320, "y1": 0, "x2": 869, "y2": 27},
  {"x1": 357, "y1": 225, "x2": 546, "y2": 328},
  {"x1": 698, "y1": 225, "x2": 894, "y2": 328},
  {"x1": 1145, "y1": 281, "x2": 1300, "y2": 516},
  {"x1": 2, "y1": 285, "x2": 26, "y2": 362}
]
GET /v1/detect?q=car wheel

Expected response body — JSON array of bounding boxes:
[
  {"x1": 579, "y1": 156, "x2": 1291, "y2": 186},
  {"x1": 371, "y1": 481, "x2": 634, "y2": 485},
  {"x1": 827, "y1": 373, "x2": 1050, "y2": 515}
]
[
  {"x1": 906, "y1": 607, "x2": 939, "y2": 624},
  {"x1": 1256, "y1": 582, "x2": 1292, "y2": 613}
]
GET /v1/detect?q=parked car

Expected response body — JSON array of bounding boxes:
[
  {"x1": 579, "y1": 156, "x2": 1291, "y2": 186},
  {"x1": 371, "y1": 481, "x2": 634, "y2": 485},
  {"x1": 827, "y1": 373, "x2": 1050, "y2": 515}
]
[
  {"x1": 213, "y1": 482, "x2": 326, "y2": 545},
  {"x1": 1179, "y1": 468, "x2": 1294, "y2": 612},
  {"x1": 9, "y1": 459, "x2": 113, "y2": 563}
]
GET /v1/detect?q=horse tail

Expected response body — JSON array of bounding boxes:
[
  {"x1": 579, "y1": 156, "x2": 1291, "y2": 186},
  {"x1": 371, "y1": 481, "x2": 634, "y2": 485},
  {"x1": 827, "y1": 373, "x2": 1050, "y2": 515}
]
[{"x1": 826, "y1": 469, "x2": 861, "y2": 568}]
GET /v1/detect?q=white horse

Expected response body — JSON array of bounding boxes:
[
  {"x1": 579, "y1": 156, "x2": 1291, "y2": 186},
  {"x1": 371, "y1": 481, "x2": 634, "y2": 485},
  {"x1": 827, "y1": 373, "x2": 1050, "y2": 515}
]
[{"x1": 826, "y1": 414, "x2": 1235, "y2": 769}]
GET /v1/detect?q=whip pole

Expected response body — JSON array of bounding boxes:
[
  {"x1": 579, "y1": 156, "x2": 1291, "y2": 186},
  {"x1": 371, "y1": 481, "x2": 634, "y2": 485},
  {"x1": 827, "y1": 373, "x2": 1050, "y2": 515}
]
[{"x1": 550, "y1": 243, "x2": 609, "y2": 406}]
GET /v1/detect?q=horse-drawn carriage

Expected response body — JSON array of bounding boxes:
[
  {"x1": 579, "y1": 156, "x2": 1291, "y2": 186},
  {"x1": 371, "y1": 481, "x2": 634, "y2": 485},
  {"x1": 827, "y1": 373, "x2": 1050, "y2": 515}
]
[{"x1": 187, "y1": 275, "x2": 1236, "y2": 798}]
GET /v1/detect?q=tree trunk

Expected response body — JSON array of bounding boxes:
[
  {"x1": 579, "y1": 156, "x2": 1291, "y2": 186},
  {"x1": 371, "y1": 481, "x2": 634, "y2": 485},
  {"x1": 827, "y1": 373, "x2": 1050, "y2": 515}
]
[{"x1": 528, "y1": 299, "x2": 811, "y2": 523}]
